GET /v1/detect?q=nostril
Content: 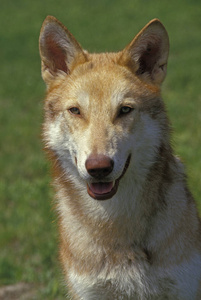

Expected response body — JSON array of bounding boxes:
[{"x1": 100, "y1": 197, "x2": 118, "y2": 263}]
[
  {"x1": 85, "y1": 155, "x2": 114, "y2": 179},
  {"x1": 88, "y1": 167, "x2": 112, "y2": 178}
]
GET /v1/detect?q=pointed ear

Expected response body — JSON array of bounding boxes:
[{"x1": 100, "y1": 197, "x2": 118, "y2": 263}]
[
  {"x1": 119, "y1": 19, "x2": 169, "y2": 85},
  {"x1": 39, "y1": 16, "x2": 87, "y2": 86}
]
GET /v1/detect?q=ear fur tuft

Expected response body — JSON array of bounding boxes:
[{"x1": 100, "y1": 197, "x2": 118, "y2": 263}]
[
  {"x1": 119, "y1": 19, "x2": 169, "y2": 85},
  {"x1": 39, "y1": 16, "x2": 87, "y2": 86}
]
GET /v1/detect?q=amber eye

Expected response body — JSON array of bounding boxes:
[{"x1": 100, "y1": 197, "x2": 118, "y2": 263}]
[
  {"x1": 119, "y1": 106, "x2": 133, "y2": 116},
  {"x1": 69, "y1": 107, "x2": 80, "y2": 115}
]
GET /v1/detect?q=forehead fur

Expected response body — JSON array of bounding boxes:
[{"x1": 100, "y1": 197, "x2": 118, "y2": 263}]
[{"x1": 47, "y1": 51, "x2": 161, "y2": 106}]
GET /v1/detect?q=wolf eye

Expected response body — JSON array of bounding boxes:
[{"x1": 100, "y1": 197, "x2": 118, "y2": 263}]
[
  {"x1": 119, "y1": 106, "x2": 133, "y2": 116},
  {"x1": 69, "y1": 107, "x2": 80, "y2": 115}
]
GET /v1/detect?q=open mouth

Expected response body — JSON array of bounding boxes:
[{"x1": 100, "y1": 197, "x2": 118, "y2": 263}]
[{"x1": 87, "y1": 155, "x2": 131, "y2": 200}]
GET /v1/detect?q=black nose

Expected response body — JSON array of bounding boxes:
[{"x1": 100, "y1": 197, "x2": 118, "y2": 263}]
[{"x1": 85, "y1": 155, "x2": 114, "y2": 179}]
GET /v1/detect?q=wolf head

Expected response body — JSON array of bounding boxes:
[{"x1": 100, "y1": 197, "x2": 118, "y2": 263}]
[{"x1": 39, "y1": 16, "x2": 170, "y2": 201}]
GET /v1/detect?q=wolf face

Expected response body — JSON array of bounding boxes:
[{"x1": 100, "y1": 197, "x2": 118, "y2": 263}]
[{"x1": 40, "y1": 17, "x2": 169, "y2": 201}]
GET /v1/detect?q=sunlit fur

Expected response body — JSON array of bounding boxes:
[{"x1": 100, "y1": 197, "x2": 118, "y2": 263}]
[{"x1": 40, "y1": 16, "x2": 201, "y2": 299}]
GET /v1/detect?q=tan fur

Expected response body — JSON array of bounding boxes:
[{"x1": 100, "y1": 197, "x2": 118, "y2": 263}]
[{"x1": 39, "y1": 16, "x2": 201, "y2": 299}]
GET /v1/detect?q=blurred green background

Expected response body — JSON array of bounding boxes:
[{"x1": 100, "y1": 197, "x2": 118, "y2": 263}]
[{"x1": 1, "y1": 0, "x2": 201, "y2": 298}]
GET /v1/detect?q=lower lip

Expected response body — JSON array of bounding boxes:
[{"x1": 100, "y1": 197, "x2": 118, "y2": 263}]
[
  {"x1": 87, "y1": 181, "x2": 118, "y2": 200},
  {"x1": 87, "y1": 154, "x2": 131, "y2": 201}
]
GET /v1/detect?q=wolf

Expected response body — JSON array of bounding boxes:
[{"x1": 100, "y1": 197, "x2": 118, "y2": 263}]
[{"x1": 39, "y1": 16, "x2": 201, "y2": 299}]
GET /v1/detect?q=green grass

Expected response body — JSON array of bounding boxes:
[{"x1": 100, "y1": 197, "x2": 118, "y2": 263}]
[{"x1": 1, "y1": 0, "x2": 201, "y2": 298}]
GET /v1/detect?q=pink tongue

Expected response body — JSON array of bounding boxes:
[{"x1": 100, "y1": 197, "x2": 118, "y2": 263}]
[{"x1": 89, "y1": 182, "x2": 114, "y2": 195}]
